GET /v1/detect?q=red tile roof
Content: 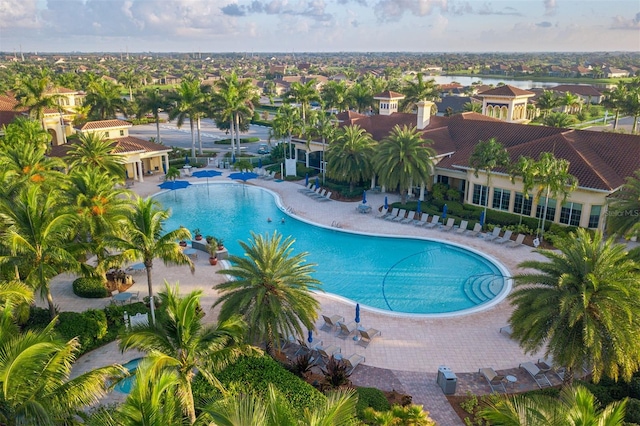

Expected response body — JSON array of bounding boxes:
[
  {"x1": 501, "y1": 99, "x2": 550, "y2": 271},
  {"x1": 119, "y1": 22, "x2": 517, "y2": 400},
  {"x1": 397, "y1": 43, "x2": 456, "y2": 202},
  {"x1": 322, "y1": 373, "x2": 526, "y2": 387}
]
[
  {"x1": 76, "y1": 120, "x2": 132, "y2": 131},
  {"x1": 373, "y1": 90, "x2": 405, "y2": 99},
  {"x1": 49, "y1": 136, "x2": 171, "y2": 158},
  {"x1": 478, "y1": 85, "x2": 535, "y2": 97},
  {"x1": 549, "y1": 84, "x2": 603, "y2": 97}
]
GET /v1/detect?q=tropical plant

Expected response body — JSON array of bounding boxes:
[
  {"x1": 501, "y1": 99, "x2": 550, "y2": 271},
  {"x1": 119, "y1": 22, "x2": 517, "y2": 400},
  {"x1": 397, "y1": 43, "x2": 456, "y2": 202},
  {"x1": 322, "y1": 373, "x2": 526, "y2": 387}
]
[
  {"x1": 165, "y1": 166, "x2": 181, "y2": 181},
  {"x1": 399, "y1": 73, "x2": 439, "y2": 113},
  {"x1": 84, "y1": 79, "x2": 128, "y2": 120},
  {"x1": 363, "y1": 404, "x2": 436, "y2": 426},
  {"x1": 326, "y1": 124, "x2": 376, "y2": 192},
  {"x1": 283, "y1": 80, "x2": 321, "y2": 124},
  {"x1": 119, "y1": 282, "x2": 254, "y2": 424},
  {"x1": 373, "y1": 125, "x2": 436, "y2": 204},
  {"x1": 608, "y1": 168, "x2": 640, "y2": 238},
  {"x1": 320, "y1": 80, "x2": 350, "y2": 112},
  {"x1": 463, "y1": 101, "x2": 482, "y2": 113},
  {"x1": 347, "y1": 82, "x2": 374, "y2": 113},
  {"x1": 306, "y1": 109, "x2": 338, "y2": 184},
  {"x1": 215, "y1": 231, "x2": 321, "y2": 358},
  {"x1": 168, "y1": 79, "x2": 204, "y2": 157},
  {"x1": 469, "y1": 138, "x2": 510, "y2": 228},
  {"x1": 270, "y1": 104, "x2": 303, "y2": 159},
  {"x1": 118, "y1": 68, "x2": 141, "y2": 102},
  {"x1": 137, "y1": 88, "x2": 171, "y2": 145},
  {"x1": 104, "y1": 197, "x2": 194, "y2": 324},
  {"x1": 13, "y1": 71, "x2": 62, "y2": 130},
  {"x1": 65, "y1": 131, "x2": 126, "y2": 180},
  {"x1": 509, "y1": 229, "x2": 640, "y2": 387},
  {"x1": 603, "y1": 84, "x2": 628, "y2": 130},
  {"x1": 543, "y1": 112, "x2": 576, "y2": 128},
  {"x1": 535, "y1": 90, "x2": 560, "y2": 118}
]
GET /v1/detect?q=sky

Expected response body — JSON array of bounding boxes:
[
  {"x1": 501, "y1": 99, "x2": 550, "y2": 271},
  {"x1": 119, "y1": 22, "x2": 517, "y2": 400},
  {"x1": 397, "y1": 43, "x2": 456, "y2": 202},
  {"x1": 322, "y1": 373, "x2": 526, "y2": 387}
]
[{"x1": 0, "y1": 0, "x2": 638, "y2": 53}]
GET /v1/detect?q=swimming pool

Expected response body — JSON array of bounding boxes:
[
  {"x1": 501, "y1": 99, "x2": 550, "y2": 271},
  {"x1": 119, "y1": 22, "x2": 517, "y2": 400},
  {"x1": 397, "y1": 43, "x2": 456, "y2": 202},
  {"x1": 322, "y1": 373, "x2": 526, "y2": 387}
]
[
  {"x1": 155, "y1": 183, "x2": 511, "y2": 316},
  {"x1": 114, "y1": 358, "x2": 141, "y2": 394}
]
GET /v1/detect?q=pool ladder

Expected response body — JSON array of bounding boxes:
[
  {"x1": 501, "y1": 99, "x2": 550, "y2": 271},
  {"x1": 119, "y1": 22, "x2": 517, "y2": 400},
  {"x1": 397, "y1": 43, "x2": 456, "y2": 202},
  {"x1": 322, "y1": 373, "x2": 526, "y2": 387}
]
[{"x1": 331, "y1": 221, "x2": 342, "y2": 228}]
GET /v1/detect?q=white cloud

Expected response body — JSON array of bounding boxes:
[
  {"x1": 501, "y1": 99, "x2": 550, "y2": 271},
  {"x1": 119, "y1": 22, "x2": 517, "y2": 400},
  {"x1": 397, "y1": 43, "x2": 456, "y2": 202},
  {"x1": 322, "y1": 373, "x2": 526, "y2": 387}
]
[
  {"x1": 0, "y1": 0, "x2": 40, "y2": 29},
  {"x1": 610, "y1": 12, "x2": 640, "y2": 30},
  {"x1": 544, "y1": 0, "x2": 557, "y2": 16},
  {"x1": 374, "y1": 0, "x2": 447, "y2": 22}
]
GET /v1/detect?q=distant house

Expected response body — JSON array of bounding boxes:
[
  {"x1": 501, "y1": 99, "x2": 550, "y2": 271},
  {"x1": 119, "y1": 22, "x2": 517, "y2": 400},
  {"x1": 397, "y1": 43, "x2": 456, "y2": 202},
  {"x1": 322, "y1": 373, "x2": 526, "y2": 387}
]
[
  {"x1": 549, "y1": 84, "x2": 604, "y2": 104},
  {"x1": 603, "y1": 67, "x2": 630, "y2": 78}
]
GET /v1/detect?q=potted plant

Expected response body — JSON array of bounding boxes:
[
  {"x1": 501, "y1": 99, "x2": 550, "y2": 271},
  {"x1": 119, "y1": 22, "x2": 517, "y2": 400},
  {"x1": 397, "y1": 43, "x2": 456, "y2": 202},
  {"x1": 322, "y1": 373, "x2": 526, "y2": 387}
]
[
  {"x1": 179, "y1": 239, "x2": 187, "y2": 247},
  {"x1": 205, "y1": 235, "x2": 214, "y2": 245},
  {"x1": 193, "y1": 228, "x2": 203, "y2": 241},
  {"x1": 208, "y1": 244, "x2": 218, "y2": 266},
  {"x1": 216, "y1": 237, "x2": 224, "y2": 250}
]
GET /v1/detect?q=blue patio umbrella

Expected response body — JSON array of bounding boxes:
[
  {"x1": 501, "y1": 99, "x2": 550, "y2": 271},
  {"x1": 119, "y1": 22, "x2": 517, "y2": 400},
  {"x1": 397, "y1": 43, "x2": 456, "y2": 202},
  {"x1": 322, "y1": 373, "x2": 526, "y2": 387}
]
[
  {"x1": 185, "y1": 155, "x2": 190, "y2": 165},
  {"x1": 305, "y1": 173, "x2": 309, "y2": 186},
  {"x1": 258, "y1": 158, "x2": 262, "y2": 168},
  {"x1": 417, "y1": 199, "x2": 422, "y2": 214},
  {"x1": 192, "y1": 170, "x2": 222, "y2": 194},
  {"x1": 384, "y1": 196, "x2": 388, "y2": 210},
  {"x1": 479, "y1": 210, "x2": 485, "y2": 227},
  {"x1": 442, "y1": 204, "x2": 448, "y2": 219},
  {"x1": 228, "y1": 171, "x2": 258, "y2": 182},
  {"x1": 308, "y1": 330, "x2": 313, "y2": 343},
  {"x1": 362, "y1": 190, "x2": 367, "y2": 204},
  {"x1": 158, "y1": 180, "x2": 191, "y2": 190},
  {"x1": 315, "y1": 176, "x2": 320, "y2": 189},
  {"x1": 231, "y1": 153, "x2": 236, "y2": 164},
  {"x1": 355, "y1": 303, "x2": 360, "y2": 324}
]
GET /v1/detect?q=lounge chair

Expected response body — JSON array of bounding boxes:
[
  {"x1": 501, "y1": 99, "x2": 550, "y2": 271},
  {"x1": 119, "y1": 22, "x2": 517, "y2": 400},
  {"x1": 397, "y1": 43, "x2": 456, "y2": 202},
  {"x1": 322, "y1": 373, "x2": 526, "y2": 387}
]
[
  {"x1": 357, "y1": 328, "x2": 381, "y2": 348},
  {"x1": 280, "y1": 334, "x2": 296, "y2": 350},
  {"x1": 400, "y1": 211, "x2": 417, "y2": 224},
  {"x1": 317, "y1": 344, "x2": 341, "y2": 364},
  {"x1": 321, "y1": 314, "x2": 344, "y2": 331},
  {"x1": 484, "y1": 227, "x2": 502, "y2": 241},
  {"x1": 414, "y1": 214, "x2": 429, "y2": 227},
  {"x1": 379, "y1": 208, "x2": 398, "y2": 220},
  {"x1": 295, "y1": 338, "x2": 323, "y2": 355},
  {"x1": 506, "y1": 234, "x2": 525, "y2": 248},
  {"x1": 538, "y1": 357, "x2": 566, "y2": 381},
  {"x1": 319, "y1": 191, "x2": 332, "y2": 202},
  {"x1": 466, "y1": 223, "x2": 482, "y2": 237},
  {"x1": 343, "y1": 353, "x2": 365, "y2": 374},
  {"x1": 312, "y1": 189, "x2": 328, "y2": 200},
  {"x1": 307, "y1": 187, "x2": 323, "y2": 198},
  {"x1": 456, "y1": 220, "x2": 469, "y2": 234},
  {"x1": 494, "y1": 230, "x2": 513, "y2": 244},
  {"x1": 479, "y1": 368, "x2": 506, "y2": 393},
  {"x1": 376, "y1": 208, "x2": 390, "y2": 219},
  {"x1": 499, "y1": 325, "x2": 513, "y2": 337},
  {"x1": 520, "y1": 362, "x2": 552, "y2": 388},
  {"x1": 440, "y1": 218, "x2": 455, "y2": 231},
  {"x1": 336, "y1": 321, "x2": 358, "y2": 339},
  {"x1": 298, "y1": 182, "x2": 314, "y2": 193},
  {"x1": 390, "y1": 209, "x2": 407, "y2": 222},
  {"x1": 424, "y1": 215, "x2": 440, "y2": 229}
]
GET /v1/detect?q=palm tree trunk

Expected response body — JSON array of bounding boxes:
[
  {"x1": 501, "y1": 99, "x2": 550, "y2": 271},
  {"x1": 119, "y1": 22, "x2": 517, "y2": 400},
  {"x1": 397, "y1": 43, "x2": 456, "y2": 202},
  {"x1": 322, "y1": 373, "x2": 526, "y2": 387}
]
[
  {"x1": 129, "y1": 87, "x2": 134, "y2": 102},
  {"x1": 155, "y1": 117, "x2": 161, "y2": 144},
  {"x1": 46, "y1": 290, "x2": 56, "y2": 320},
  {"x1": 229, "y1": 118, "x2": 235, "y2": 159},
  {"x1": 197, "y1": 117, "x2": 203, "y2": 155},
  {"x1": 234, "y1": 113, "x2": 242, "y2": 157},
  {"x1": 614, "y1": 110, "x2": 620, "y2": 129},
  {"x1": 189, "y1": 119, "x2": 196, "y2": 158},
  {"x1": 184, "y1": 379, "x2": 197, "y2": 424},
  {"x1": 540, "y1": 186, "x2": 551, "y2": 241},
  {"x1": 484, "y1": 173, "x2": 491, "y2": 230},
  {"x1": 562, "y1": 366, "x2": 574, "y2": 388},
  {"x1": 145, "y1": 264, "x2": 156, "y2": 325},
  {"x1": 633, "y1": 114, "x2": 639, "y2": 134}
]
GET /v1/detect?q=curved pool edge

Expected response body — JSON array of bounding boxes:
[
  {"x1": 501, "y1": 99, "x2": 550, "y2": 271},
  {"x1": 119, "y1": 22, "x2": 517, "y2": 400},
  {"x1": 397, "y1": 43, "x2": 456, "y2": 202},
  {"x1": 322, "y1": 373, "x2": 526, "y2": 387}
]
[{"x1": 154, "y1": 181, "x2": 514, "y2": 319}]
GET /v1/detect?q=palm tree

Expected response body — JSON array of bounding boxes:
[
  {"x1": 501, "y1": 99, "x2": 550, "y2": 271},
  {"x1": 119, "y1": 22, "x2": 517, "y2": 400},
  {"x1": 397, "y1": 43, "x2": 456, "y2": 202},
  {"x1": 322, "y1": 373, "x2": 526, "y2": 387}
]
[
  {"x1": 509, "y1": 229, "x2": 640, "y2": 387},
  {"x1": 85, "y1": 79, "x2": 127, "y2": 120},
  {"x1": 0, "y1": 185, "x2": 78, "y2": 319},
  {"x1": 1, "y1": 117, "x2": 51, "y2": 151},
  {"x1": 13, "y1": 72, "x2": 62, "y2": 130},
  {"x1": 513, "y1": 152, "x2": 578, "y2": 241},
  {"x1": 168, "y1": 79, "x2": 204, "y2": 158},
  {"x1": 480, "y1": 385, "x2": 628, "y2": 425},
  {"x1": 105, "y1": 197, "x2": 194, "y2": 325},
  {"x1": 535, "y1": 90, "x2": 560, "y2": 118},
  {"x1": 603, "y1": 84, "x2": 628, "y2": 130},
  {"x1": 399, "y1": 73, "x2": 439, "y2": 113},
  {"x1": 469, "y1": 138, "x2": 510, "y2": 229},
  {"x1": 0, "y1": 318, "x2": 126, "y2": 425},
  {"x1": 118, "y1": 69, "x2": 141, "y2": 102},
  {"x1": 373, "y1": 125, "x2": 436, "y2": 204},
  {"x1": 543, "y1": 112, "x2": 576, "y2": 128},
  {"x1": 608, "y1": 168, "x2": 640, "y2": 238},
  {"x1": 622, "y1": 78, "x2": 640, "y2": 134},
  {"x1": 283, "y1": 80, "x2": 321, "y2": 124},
  {"x1": 307, "y1": 110, "x2": 338, "y2": 184},
  {"x1": 215, "y1": 231, "x2": 321, "y2": 358},
  {"x1": 65, "y1": 131, "x2": 126, "y2": 180},
  {"x1": 463, "y1": 102, "x2": 482, "y2": 113},
  {"x1": 137, "y1": 88, "x2": 171, "y2": 145},
  {"x1": 348, "y1": 82, "x2": 374, "y2": 114},
  {"x1": 120, "y1": 283, "x2": 254, "y2": 424},
  {"x1": 270, "y1": 104, "x2": 303, "y2": 159},
  {"x1": 326, "y1": 124, "x2": 376, "y2": 192},
  {"x1": 560, "y1": 91, "x2": 582, "y2": 114},
  {"x1": 320, "y1": 81, "x2": 349, "y2": 112}
]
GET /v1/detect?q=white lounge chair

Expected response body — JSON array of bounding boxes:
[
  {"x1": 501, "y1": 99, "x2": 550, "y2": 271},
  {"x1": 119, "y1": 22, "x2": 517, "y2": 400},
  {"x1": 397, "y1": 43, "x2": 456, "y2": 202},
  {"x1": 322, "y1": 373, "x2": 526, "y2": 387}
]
[
  {"x1": 317, "y1": 344, "x2": 341, "y2": 364},
  {"x1": 400, "y1": 211, "x2": 417, "y2": 224},
  {"x1": 379, "y1": 208, "x2": 398, "y2": 220},
  {"x1": 298, "y1": 182, "x2": 314, "y2": 193},
  {"x1": 390, "y1": 209, "x2": 407, "y2": 222},
  {"x1": 479, "y1": 367, "x2": 506, "y2": 393},
  {"x1": 520, "y1": 362, "x2": 552, "y2": 388},
  {"x1": 343, "y1": 353, "x2": 365, "y2": 374},
  {"x1": 414, "y1": 214, "x2": 430, "y2": 226},
  {"x1": 484, "y1": 227, "x2": 502, "y2": 241},
  {"x1": 506, "y1": 234, "x2": 525, "y2": 248},
  {"x1": 336, "y1": 321, "x2": 358, "y2": 339},
  {"x1": 538, "y1": 357, "x2": 566, "y2": 381},
  {"x1": 494, "y1": 229, "x2": 513, "y2": 244},
  {"x1": 318, "y1": 191, "x2": 332, "y2": 202},
  {"x1": 466, "y1": 223, "x2": 482, "y2": 237},
  {"x1": 321, "y1": 314, "x2": 344, "y2": 331},
  {"x1": 424, "y1": 215, "x2": 440, "y2": 229},
  {"x1": 456, "y1": 220, "x2": 469, "y2": 234},
  {"x1": 357, "y1": 328, "x2": 381, "y2": 348},
  {"x1": 440, "y1": 218, "x2": 455, "y2": 231},
  {"x1": 295, "y1": 338, "x2": 323, "y2": 355}
]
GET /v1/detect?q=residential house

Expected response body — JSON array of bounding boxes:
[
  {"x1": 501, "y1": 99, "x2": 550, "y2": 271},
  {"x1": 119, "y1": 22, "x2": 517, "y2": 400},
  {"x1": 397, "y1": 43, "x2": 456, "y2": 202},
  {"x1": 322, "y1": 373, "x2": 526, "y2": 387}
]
[{"x1": 548, "y1": 84, "x2": 604, "y2": 105}]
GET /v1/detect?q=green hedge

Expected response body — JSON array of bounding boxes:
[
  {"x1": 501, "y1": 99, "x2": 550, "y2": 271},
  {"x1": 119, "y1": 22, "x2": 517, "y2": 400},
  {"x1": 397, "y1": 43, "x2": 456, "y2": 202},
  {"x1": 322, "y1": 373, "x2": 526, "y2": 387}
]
[
  {"x1": 192, "y1": 355, "x2": 325, "y2": 418},
  {"x1": 356, "y1": 387, "x2": 391, "y2": 418},
  {"x1": 72, "y1": 277, "x2": 109, "y2": 298},
  {"x1": 56, "y1": 310, "x2": 108, "y2": 352}
]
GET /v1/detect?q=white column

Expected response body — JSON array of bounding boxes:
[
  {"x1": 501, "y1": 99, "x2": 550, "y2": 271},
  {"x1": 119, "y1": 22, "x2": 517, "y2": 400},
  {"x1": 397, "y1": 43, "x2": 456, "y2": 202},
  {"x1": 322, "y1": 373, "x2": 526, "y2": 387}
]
[
  {"x1": 164, "y1": 155, "x2": 170, "y2": 174},
  {"x1": 381, "y1": 185, "x2": 386, "y2": 193},
  {"x1": 370, "y1": 175, "x2": 376, "y2": 190},
  {"x1": 137, "y1": 161, "x2": 144, "y2": 182},
  {"x1": 305, "y1": 151, "x2": 309, "y2": 167},
  {"x1": 419, "y1": 184, "x2": 425, "y2": 201}
]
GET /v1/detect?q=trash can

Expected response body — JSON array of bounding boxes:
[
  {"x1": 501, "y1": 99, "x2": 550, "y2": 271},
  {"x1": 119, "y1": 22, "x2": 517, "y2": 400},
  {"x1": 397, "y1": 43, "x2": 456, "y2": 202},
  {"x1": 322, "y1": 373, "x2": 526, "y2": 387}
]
[{"x1": 437, "y1": 366, "x2": 457, "y2": 395}]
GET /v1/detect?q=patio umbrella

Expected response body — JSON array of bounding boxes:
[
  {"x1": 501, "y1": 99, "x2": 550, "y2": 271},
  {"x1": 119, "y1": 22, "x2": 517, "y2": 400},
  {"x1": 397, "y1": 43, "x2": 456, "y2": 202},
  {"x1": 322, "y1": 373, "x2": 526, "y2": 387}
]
[
  {"x1": 384, "y1": 196, "x2": 388, "y2": 210},
  {"x1": 355, "y1": 303, "x2": 360, "y2": 324},
  {"x1": 231, "y1": 153, "x2": 236, "y2": 164},
  {"x1": 228, "y1": 171, "x2": 258, "y2": 182},
  {"x1": 417, "y1": 199, "x2": 422, "y2": 214},
  {"x1": 362, "y1": 190, "x2": 367, "y2": 204},
  {"x1": 308, "y1": 330, "x2": 313, "y2": 343},
  {"x1": 192, "y1": 169, "x2": 222, "y2": 195},
  {"x1": 162, "y1": 163, "x2": 167, "y2": 174},
  {"x1": 185, "y1": 155, "x2": 190, "y2": 165},
  {"x1": 305, "y1": 173, "x2": 309, "y2": 186},
  {"x1": 158, "y1": 180, "x2": 191, "y2": 200},
  {"x1": 258, "y1": 158, "x2": 262, "y2": 168},
  {"x1": 479, "y1": 210, "x2": 485, "y2": 227},
  {"x1": 442, "y1": 204, "x2": 448, "y2": 219},
  {"x1": 315, "y1": 176, "x2": 320, "y2": 189}
]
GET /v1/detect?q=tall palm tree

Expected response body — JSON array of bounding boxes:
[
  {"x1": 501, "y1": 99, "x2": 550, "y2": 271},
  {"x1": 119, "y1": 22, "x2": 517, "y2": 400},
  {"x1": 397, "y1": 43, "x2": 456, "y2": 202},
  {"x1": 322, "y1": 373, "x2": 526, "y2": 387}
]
[
  {"x1": 215, "y1": 231, "x2": 321, "y2": 358},
  {"x1": 622, "y1": 78, "x2": 640, "y2": 134},
  {"x1": 169, "y1": 79, "x2": 204, "y2": 158},
  {"x1": 105, "y1": 197, "x2": 194, "y2": 325},
  {"x1": 270, "y1": 104, "x2": 303, "y2": 159},
  {"x1": 463, "y1": 101, "x2": 482, "y2": 113},
  {"x1": 1, "y1": 117, "x2": 51, "y2": 151},
  {"x1": 13, "y1": 72, "x2": 62, "y2": 130},
  {"x1": 560, "y1": 91, "x2": 582, "y2": 114},
  {"x1": 509, "y1": 229, "x2": 640, "y2": 387},
  {"x1": 0, "y1": 318, "x2": 126, "y2": 425},
  {"x1": 120, "y1": 283, "x2": 254, "y2": 424},
  {"x1": 307, "y1": 110, "x2": 338, "y2": 184},
  {"x1": 513, "y1": 152, "x2": 578, "y2": 241},
  {"x1": 85, "y1": 79, "x2": 128, "y2": 120},
  {"x1": 137, "y1": 88, "x2": 171, "y2": 145},
  {"x1": 399, "y1": 73, "x2": 439, "y2": 113},
  {"x1": 373, "y1": 125, "x2": 436, "y2": 204},
  {"x1": 0, "y1": 185, "x2": 78, "y2": 319},
  {"x1": 480, "y1": 385, "x2": 627, "y2": 425},
  {"x1": 283, "y1": 80, "x2": 321, "y2": 124},
  {"x1": 608, "y1": 168, "x2": 640, "y2": 238},
  {"x1": 326, "y1": 124, "x2": 376, "y2": 192},
  {"x1": 603, "y1": 84, "x2": 628, "y2": 130},
  {"x1": 469, "y1": 138, "x2": 510, "y2": 229},
  {"x1": 65, "y1": 131, "x2": 126, "y2": 180},
  {"x1": 118, "y1": 69, "x2": 141, "y2": 102},
  {"x1": 320, "y1": 81, "x2": 349, "y2": 112},
  {"x1": 347, "y1": 82, "x2": 374, "y2": 114}
]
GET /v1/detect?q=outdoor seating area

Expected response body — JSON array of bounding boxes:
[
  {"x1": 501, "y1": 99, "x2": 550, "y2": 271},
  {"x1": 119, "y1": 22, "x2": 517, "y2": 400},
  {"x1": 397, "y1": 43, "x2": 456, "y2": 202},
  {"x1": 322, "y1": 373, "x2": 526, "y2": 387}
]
[
  {"x1": 519, "y1": 361, "x2": 552, "y2": 388},
  {"x1": 479, "y1": 367, "x2": 506, "y2": 393}
]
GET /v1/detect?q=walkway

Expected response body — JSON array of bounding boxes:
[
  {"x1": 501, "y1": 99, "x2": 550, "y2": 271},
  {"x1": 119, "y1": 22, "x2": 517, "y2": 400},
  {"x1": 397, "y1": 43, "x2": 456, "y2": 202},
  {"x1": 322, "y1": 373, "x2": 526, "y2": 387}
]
[{"x1": 55, "y1": 166, "x2": 557, "y2": 425}]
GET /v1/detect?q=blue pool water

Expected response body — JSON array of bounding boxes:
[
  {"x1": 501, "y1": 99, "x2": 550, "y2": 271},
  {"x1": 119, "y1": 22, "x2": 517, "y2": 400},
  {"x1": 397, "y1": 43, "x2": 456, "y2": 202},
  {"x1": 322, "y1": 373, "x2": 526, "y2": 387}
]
[
  {"x1": 155, "y1": 183, "x2": 509, "y2": 316},
  {"x1": 114, "y1": 358, "x2": 141, "y2": 394}
]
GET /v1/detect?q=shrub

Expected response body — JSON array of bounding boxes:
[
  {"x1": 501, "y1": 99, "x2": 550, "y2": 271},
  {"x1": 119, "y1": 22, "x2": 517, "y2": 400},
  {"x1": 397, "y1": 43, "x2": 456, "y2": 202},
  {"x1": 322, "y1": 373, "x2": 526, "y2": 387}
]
[
  {"x1": 289, "y1": 353, "x2": 314, "y2": 378},
  {"x1": 72, "y1": 277, "x2": 109, "y2": 298},
  {"x1": 626, "y1": 398, "x2": 640, "y2": 424},
  {"x1": 56, "y1": 309, "x2": 108, "y2": 353},
  {"x1": 356, "y1": 387, "x2": 391, "y2": 417},
  {"x1": 23, "y1": 306, "x2": 52, "y2": 331},
  {"x1": 322, "y1": 356, "x2": 351, "y2": 388}
]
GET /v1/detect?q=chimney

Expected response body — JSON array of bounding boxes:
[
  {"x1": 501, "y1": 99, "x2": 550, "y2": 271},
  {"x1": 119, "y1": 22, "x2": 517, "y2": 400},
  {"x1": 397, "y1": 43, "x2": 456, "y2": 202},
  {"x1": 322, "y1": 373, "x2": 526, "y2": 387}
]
[{"x1": 417, "y1": 101, "x2": 434, "y2": 130}]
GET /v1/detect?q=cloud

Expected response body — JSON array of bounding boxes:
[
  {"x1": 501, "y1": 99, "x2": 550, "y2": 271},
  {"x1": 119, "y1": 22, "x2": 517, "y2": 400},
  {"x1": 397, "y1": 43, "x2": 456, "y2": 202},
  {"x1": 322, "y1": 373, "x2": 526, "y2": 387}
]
[
  {"x1": 536, "y1": 21, "x2": 552, "y2": 28},
  {"x1": 374, "y1": 0, "x2": 448, "y2": 22},
  {"x1": 477, "y1": 3, "x2": 521, "y2": 16},
  {"x1": 221, "y1": 4, "x2": 246, "y2": 16},
  {"x1": 610, "y1": 12, "x2": 640, "y2": 30},
  {"x1": 0, "y1": 0, "x2": 41, "y2": 29},
  {"x1": 543, "y1": 0, "x2": 556, "y2": 16},
  {"x1": 220, "y1": 0, "x2": 333, "y2": 21}
]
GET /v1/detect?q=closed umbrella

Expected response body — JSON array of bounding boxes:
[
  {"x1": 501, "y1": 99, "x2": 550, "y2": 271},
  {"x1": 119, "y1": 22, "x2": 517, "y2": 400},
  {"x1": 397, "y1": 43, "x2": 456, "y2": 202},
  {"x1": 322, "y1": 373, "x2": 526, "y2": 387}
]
[
  {"x1": 479, "y1": 210, "x2": 485, "y2": 227},
  {"x1": 417, "y1": 199, "x2": 422, "y2": 214},
  {"x1": 231, "y1": 153, "x2": 236, "y2": 164},
  {"x1": 384, "y1": 196, "x2": 388, "y2": 210},
  {"x1": 307, "y1": 330, "x2": 313, "y2": 343},
  {"x1": 355, "y1": 303, "x2": 360, "y2": 324},
  {"x1": 362, "y1": 190, "x2": 367, "y2": 204},
  {"x1": 162, "y1": 163, "x2": 167, "y2": 174},
  {"x1": 185, "y1": 155, "x2": 190, "y2": 165},
  {"x1": 442, "y1": 204, "x2": 448, "y2": 219},
  {"x1": 315, "y1": 176, "x2": 320, "y2": 189},
  {"x1": 258, "y1": 158, "x2": 262, "y2": 168},
  {"x1": 305, "y1": 173, "x2": 309, "y2": 186}
]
